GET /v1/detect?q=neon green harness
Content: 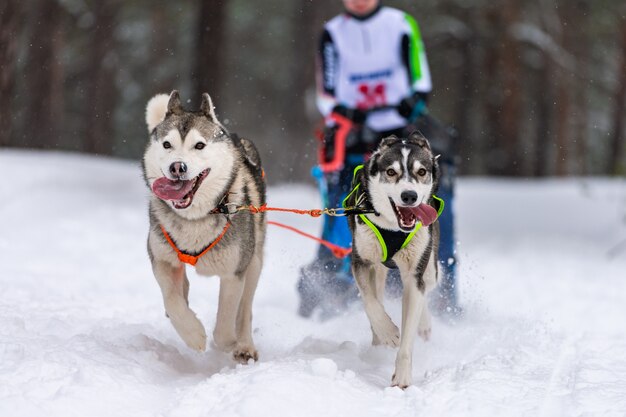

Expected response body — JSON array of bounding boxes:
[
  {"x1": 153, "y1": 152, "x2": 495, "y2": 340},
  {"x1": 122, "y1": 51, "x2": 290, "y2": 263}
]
[{"x1": 343, "y1": 165, "x2": 444, "y2": 263}]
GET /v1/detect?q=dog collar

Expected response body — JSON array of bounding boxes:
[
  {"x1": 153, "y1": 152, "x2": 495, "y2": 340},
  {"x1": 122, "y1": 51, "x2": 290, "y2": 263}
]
[
  {"x1": 346, "y1": 164, "x2": 444, "y2": 265},
  {"x1": 160, "y1": 222, "x2": 231, "y2": 266}
]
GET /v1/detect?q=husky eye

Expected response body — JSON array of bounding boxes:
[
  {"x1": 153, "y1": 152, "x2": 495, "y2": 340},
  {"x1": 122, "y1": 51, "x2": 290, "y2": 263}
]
[
  {"x1": 162, "y1": 141, "x2": 171, "y2": 149},
  {"x1": 386, "y1": 168, "x2": 397, "y2": 177},
  {"x1": 195, "y1": 142, "x2": 206, "y2": 150},
  {"x1": 417, "y1": 168, "x2": 427, "y2": 176}
]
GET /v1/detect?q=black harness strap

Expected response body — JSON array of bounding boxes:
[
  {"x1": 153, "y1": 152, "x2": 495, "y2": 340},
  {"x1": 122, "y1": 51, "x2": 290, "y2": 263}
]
[{"x1": 379, "y1": 228, "x2": 413, "y2": 269}]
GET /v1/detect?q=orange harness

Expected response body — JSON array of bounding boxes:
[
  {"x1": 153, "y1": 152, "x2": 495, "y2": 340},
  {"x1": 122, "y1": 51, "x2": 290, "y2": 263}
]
[{"x1": 160, "y1": 222, "x2": 231, "y2": 266}]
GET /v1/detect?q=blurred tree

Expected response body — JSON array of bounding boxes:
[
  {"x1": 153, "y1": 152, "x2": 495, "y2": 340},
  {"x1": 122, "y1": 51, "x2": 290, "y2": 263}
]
[
  {"x1": 554, "y1": 3, "x2": 573, "y2": 176},
  {"x1": 571, "y1": 0, "x2": 590, "y2": 176},
  {"x1": 552, "y1": 0, "x2": 591, "y2": 176},
  {"x1": 499, "y1": 0, "x2": 523, "y2": 176},
  {"x1": 148, "y1": 5, "x2": 181, "y2": 93},
  {"x1": 192, "y1": 0, "x2": 227, "y2": 104},
  {"x1": 422, "y1": 0, "x2": 478, "y2": 174},
  {"x1": 22, "y1": 0, "x2": 65, "y2": 149},
  {"x1": 531, "y1": 46, "x2": 553, "y2": 177},
  {"x1": 284, "y1": 0, "x2": 339, "y2": 179},
  {"x1": 0, "y1": 0, "x2": 20, "y2": 147},
  {"x1": 482, "y1": 4, "x2": 511, "y2": 175},
  {"x1": 84, "y1": 0, "x2": 120, "y2": 155},
  {"x1": 2, "y1": 0, "x2": 624, "y2": 179},
  {"x1": 288, "y1": 0, "x2": 318, "y2": 132},
  {"x1": 608, "y1": 15, "x2": 626, "y2": 175},
  {"x1": 452, "y1": 10, "x2": 478, "y2": 174}
]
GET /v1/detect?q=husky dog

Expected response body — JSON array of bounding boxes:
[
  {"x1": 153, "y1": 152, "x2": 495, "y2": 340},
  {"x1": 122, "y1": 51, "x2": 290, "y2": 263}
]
[
  {"x1": 345, "y1": 132, "x2": 441, "y2": 388},
  {"x1": 142, "y1": 90, "x2": 266, "y2": 363}
]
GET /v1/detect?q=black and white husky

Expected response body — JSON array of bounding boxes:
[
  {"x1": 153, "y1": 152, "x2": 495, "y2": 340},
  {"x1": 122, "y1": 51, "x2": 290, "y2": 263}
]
[
  {"x1": 142, "y1": 91, "x2": 266, "y2": 363},
  {"x1": 345, "y1": 132, "x2": 442, "y2": 388}
]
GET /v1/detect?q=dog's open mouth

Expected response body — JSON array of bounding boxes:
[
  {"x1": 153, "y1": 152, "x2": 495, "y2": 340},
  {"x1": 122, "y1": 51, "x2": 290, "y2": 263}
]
[
  {"x1": 151, "y1": 169, "x2": 210, "y2": 209},
  {"x1": 389, "y1": 198, "x2": 438, "y2": 231}
]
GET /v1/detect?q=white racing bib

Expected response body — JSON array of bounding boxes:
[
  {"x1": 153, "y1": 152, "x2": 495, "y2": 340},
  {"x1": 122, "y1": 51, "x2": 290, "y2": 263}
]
[{"x1": 316, "y1": 7, "x2": 432, "y2": 132}]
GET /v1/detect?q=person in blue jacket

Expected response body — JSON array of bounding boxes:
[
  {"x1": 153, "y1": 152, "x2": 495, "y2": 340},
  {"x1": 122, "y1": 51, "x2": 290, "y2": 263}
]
[{"x1": 297, "y1": 0, "x2": 459, "y2": 317}]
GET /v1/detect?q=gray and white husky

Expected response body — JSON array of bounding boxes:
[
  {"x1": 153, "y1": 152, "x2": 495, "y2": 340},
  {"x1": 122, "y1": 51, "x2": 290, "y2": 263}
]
[
  {"x1": 142, "y1": 90, "x2": 266, "y2": 363},
  {"x1": 345, "y1": 132, "x2": 441, "y2": 388}
]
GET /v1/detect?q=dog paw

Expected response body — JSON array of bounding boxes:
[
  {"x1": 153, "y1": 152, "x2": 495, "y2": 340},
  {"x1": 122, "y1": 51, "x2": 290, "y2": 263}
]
[
  {"x1": 233, "y1": 344, "x2": 258, "y2": 364},
  {"x1": 369, "y1": 310, "x2": 400, "y2": 347},
  {"x1": 373, "y1": 323, "x2": 400, "y2": 348},
  {"x1": 174, "y1": 316, "x2": 207, "y2": 352},
  {"x1": 391, "y1": 371, "x2": 412, "y2": 389}
]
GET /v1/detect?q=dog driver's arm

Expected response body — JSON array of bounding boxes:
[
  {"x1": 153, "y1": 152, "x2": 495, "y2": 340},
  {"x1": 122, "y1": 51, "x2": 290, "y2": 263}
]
[
  {"x1": 315, "y1": 28, "x2": 339, "y2": 118},
  {"x1": 400, "y1": 14, "x2": 432, "y2": 99}
]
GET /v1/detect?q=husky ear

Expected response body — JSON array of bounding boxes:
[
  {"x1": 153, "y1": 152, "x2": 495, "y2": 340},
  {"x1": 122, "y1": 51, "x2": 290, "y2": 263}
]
[
  {"x1": 166, "y1": 90, "x2": 183, "y2": 116},
  {"x1": 432, "y1": 154, "x2": 441, "y2": 193},
  {"x1": 145, "y1": 93, "x2": 170, "y2": 132},
  {"x1": 200, "y1": 93, "x2": 220, "y2": 123},
  {"x1": 368, "y1": 152, "x2": 380, "y2": 176},
  {"x1": 379, "y1": 135, "x2": 400, "y2": 150},
  {"x1": 238, "y1": 136, "x2": 262, "y2": 169},
  {"x1": 408, "y1": 131, "x2": 431, "y2": 150}
]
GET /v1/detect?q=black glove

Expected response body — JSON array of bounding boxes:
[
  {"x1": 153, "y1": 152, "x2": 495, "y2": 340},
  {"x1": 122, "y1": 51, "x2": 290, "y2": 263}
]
[
  {"x1": 332, "y1": 104, "x2": 367, "y2": 124},
  {"x1": 321, "y1": 126, "x2": 337, "y2": 163},
  {"x1": 398, "y1": 92, "x2": 428, "y2": 120}
]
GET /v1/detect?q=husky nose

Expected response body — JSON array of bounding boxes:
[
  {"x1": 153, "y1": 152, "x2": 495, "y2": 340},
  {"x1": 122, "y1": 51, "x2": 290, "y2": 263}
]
[
  {"x1": 169, "y1": 162, "x2": 187, "y2": 178},
  {"x1": 401, "y1": 190, "x2": 418, "y2": 205}
]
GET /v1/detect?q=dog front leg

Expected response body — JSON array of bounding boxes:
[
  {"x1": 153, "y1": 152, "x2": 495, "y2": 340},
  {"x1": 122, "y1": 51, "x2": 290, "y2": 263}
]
[
  {"x1": 419, "y1": 257, "x2": 438, "y2": 341},
  {"x1": 418, "y1": 306, "x2": 432, "y2": 341},
  {"x1": 391, "y1": 276, "x2": 426, "y2": 388},
  {"x1": 213, "y1": 274, "x2": 244, "y2": 354},
  {"x1": 371, "y1": 264, "x2": 392, "y2": 346},
  {"x1": 353, "y1": 261, "x2": 399, "y2": 348},
  {"x1": 373, "y1": 264, "x2": 387, "y2": 304},
  {"x1": 152, "y1": 260, "x2": 207, "y2": 351},
  {"x1": 233, "y1": 254, "x2": 262, "y2": 363}
]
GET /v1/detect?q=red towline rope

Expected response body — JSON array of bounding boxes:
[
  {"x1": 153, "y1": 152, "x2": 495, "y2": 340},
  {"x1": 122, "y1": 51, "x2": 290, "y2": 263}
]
[
  {"x1": 247, "y1": 203, "x2": 324, "y2": 217},
  {"x1": 224, "y1": 203, "x2": 354, "y2": 259},
  {"x1": 267, "y1": 220, "x2": 352, "y2": 259}
]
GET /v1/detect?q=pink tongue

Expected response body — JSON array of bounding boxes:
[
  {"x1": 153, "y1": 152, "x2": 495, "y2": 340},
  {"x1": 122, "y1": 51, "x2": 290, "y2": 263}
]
[
  {"x1": 411, "y1": 203, "x2": 438, "y2": 226},
  {"x1": 152, "y1": 177, "x2": 195, "y2": 201}
]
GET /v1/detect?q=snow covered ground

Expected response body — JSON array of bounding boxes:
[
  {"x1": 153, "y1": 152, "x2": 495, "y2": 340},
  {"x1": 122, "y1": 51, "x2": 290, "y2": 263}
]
[{"x1": 1, "y1": 149, "x2": 625, "y2": 417}]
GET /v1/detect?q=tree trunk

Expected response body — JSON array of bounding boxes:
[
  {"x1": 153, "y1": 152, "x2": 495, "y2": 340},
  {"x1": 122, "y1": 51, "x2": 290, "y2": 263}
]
[
  {"x1": 454, "y1": 19, "x2": 476, "y2": 174},
  {"x1": 533, "y1": 51, "x2": 552, "y2": 177},
  {"x1": 192, "y1": 0, "x2": 227, "y2": 105},
  {"x1": 554, "y1": 72, "x2": 570, "y2": 176},
  {"x1": 288, "y1": 0, "x2": 319, "y2": 131},
  {"x1": 608, "y1": 17, "x2": 626, "y2": 175},
  {"x1": 0, "y1": 0, "x2": 20, "y2": 147},
  {"x1": 482, "y1": 6, "x2": 504, "y2": 175},
  {"x1": 84, "y1": 0, "x2": 119, "y2": 156},
  {"x1": 571, "y1": 0, "x2": 590, "y2": 176},
  {"x1": 283, "y1": 0, "x2": 327, "y2": 179},
  {"x1": 554, "y1": 3, "x2": 577, "y2": 177},
  {"x1": 148, "y1": 6, "x2": 179, "y2": 94},
  {"x1": 22, "y1": 0, "x2": 65, "y2": 149},
  {"x1": 499, "y1": 0, "x2": 522, "y2": 176}
]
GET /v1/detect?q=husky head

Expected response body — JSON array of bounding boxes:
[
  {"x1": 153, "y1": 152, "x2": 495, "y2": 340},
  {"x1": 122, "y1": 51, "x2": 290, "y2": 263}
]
[
  {"x1": 364, "y1": 132, "x2": 440, "y2": 232},
  {"x1": 143, "y1": 90, "x2": 234, "y2": 219}
]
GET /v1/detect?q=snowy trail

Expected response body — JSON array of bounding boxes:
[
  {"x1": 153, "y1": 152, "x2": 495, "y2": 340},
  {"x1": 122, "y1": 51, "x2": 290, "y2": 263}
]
[{"x1": 1, "y1": 150, "x2": 625, "y2": 417}]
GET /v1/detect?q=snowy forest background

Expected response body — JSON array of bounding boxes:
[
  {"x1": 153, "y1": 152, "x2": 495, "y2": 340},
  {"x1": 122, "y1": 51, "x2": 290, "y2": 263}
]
[
  {"x1": 1, "y1": 0, "x2": 625, "y2": 182},
  {"x1": 2, "y1": 2, "x2": 626, "y2": 414}
]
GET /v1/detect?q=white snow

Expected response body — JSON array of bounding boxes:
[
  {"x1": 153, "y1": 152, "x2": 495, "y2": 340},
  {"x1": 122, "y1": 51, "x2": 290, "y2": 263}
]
[{"x1": 1, "y1": 149, "x2": 625, "y2": 417}]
